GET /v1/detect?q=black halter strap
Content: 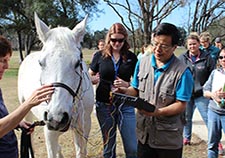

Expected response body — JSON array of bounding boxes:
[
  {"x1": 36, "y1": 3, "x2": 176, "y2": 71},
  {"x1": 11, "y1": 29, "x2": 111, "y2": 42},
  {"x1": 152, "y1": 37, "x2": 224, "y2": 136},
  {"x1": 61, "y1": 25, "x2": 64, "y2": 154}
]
[
  {"x1": 51, "y1": 62, "x2": 83, "y2": 101},
  {"x1": 52, "y1": 82, "x2": 77, "y2": 98}
]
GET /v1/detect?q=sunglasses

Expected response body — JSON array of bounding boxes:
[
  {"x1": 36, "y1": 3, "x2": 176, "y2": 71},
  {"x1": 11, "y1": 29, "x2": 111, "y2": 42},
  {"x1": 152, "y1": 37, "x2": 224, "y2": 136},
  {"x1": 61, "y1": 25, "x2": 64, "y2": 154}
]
[
  {"x1": 110, "y1": 38, "x2": 125, "y2": 43},
  {"x1": 219, "y1": 56, "x2": 225, "y2": 60}
]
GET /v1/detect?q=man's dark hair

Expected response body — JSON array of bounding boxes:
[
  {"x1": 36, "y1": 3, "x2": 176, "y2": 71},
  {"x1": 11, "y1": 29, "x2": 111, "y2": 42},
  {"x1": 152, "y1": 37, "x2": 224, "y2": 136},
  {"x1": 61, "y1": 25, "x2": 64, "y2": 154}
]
[{"x1": 152, "y1": 23, "x2": 181, "y2": 46}]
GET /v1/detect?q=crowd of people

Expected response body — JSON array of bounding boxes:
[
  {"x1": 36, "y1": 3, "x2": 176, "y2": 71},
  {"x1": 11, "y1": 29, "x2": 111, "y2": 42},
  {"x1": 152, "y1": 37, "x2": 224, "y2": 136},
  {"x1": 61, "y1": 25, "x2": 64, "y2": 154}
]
[
  {"x1": 0, "y1": 21, "x2": 224, "y2": 158},
  {"x1": 89, "y1": 23, "x2": 224, "y2": 158}
]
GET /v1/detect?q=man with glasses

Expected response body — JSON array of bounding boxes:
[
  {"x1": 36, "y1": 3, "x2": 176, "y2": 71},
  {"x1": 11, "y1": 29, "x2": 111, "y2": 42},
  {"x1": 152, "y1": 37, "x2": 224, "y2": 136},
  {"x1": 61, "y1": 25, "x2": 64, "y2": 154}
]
[{"x1": 117, "y1": 23, "x2": 193, "y2": 158}]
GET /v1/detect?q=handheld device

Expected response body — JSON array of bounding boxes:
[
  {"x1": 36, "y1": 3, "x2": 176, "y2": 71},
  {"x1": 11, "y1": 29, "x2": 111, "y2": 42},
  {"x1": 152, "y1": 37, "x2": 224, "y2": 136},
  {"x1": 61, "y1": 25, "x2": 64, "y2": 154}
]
[{"x1": 112, "y1": 92, "x2": 155, "y2": 112}]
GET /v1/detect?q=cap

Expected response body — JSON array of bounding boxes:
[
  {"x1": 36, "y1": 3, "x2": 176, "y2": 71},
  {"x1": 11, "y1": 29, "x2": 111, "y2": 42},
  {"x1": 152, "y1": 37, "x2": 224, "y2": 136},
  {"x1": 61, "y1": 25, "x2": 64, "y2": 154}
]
[{"x1": 215, "y1": 37, "x2": 221, "y2": 43}]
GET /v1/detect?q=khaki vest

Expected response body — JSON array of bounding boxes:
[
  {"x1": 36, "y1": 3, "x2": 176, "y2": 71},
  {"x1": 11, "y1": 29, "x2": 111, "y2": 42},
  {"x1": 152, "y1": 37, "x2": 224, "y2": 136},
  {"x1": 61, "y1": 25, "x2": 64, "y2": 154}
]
[{"x1": 137, "y1": 55, "x2": 187, "y2": 149}]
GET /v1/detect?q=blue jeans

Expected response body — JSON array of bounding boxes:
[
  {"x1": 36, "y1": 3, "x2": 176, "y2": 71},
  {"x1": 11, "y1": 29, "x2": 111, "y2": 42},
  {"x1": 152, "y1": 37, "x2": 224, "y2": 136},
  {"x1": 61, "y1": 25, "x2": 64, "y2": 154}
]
[
  {"x1": 96, "y1": 101, "x2": 137, "y2": 158},
  {"x1": 183, "y1": 96, "x2": 209, "y2": 140},
  {"x1": 208, "y1": 109, "x2": 225, "y2": 158}
]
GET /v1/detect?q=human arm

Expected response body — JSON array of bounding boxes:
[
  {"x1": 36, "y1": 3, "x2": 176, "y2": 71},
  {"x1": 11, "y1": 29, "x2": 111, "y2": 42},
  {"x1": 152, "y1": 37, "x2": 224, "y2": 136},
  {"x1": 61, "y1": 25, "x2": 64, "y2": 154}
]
[
  {"x1": 113, "y1": 77, "x2": 130, "y2": 88},
  {"x1": 18, "y1": 120, "x2": 34, "y2": 134},
  {"x1": 138, "y1": 100, "x2": 186, "y2": 116},
  {"x1": 88, "y1": 68, "x2": 100, "y2": 85},
  {"x1": 113, "y1": 52, "x2": 138, "y2": 89},
  {"x1": 140, "y1": 67, "x2": 193, "y2": 117},
  {"x1": 203, "y1": 87, "x2": 225, "y2": 104},
  {"x1": 114, "y1": 59, "x2": 139, "y2": 96},
  {"x1": 0, "y1": 84, "x2": 54, "y2": 138},
  {"x1": 202, "y1": 70, "x2": 225, "y2": 103},
  {"x1": 204, "y1": 88, "x2": 225, "y2": 104},
  {"x1": 89, "y1": 51, "x2": 101, "y2": 85}
]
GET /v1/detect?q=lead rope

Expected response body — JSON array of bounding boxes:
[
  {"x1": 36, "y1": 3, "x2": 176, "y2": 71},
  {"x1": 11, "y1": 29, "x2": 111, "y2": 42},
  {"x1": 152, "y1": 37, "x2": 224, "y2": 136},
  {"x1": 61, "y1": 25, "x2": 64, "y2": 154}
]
[{"x1": 20, "y1": 121, "x2": 45, "y2": 158}]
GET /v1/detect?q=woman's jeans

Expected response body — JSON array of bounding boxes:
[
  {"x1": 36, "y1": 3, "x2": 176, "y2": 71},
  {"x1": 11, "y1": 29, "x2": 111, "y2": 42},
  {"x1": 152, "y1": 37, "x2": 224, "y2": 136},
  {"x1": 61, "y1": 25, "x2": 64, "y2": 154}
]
[
  {"x1": 183, "y1": 96, "x2": 209, "y2": 140},
  {"x1": 96, "y1": 101, "x2": 137, "y2": 158},
  {"x1": 208, "y1": 109, "x2": 225, "y2": 158}
]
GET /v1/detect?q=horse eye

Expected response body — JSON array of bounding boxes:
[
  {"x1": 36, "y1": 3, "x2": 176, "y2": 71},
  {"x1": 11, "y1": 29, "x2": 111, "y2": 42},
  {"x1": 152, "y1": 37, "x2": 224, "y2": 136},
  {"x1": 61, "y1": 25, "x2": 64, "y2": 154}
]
[
  {"x1": 38, "y1": 59, "x2": 45, "y2": 67},
  {"x1": 74, "y1": 60, "x2": 80, "y2": 68},
  {"x1": 38, "y1": 60, "x2": 43, "y2": 66}
]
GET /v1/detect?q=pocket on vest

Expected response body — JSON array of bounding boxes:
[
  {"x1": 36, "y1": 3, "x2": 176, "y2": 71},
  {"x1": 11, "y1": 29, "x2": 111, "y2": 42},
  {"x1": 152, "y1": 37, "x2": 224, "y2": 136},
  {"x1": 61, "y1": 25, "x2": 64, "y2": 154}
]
[
  {"x1": 154, "y1": 120, "x2": 182, "y2": 147},
  {"x1": 158, "y1": 87, "x2": 175, "y2": 106},
  {"x1": 138, "y1": 72, "x2": 148, "y2": 92}
]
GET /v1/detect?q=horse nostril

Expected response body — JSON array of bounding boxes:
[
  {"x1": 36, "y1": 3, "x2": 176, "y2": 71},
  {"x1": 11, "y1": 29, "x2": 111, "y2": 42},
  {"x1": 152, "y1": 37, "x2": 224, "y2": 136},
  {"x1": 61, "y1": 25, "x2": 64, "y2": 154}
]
[
  {"x1": 44, "y1": 111, "x2": 48, "y2": 121},
  {"x1": 61, "y1": 112, "x2": 69, "y2": 124}
]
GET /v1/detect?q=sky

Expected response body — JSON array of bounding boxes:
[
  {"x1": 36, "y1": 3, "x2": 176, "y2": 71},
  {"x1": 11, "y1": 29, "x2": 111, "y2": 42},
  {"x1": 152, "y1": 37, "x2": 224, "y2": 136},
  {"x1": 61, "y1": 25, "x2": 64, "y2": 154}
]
[
  {"x1": 88, "y1": 2, "x2": 120, "y2": 32},
  {"x1": 88, "y1": 2, "x2": 188, "y2": 33}
]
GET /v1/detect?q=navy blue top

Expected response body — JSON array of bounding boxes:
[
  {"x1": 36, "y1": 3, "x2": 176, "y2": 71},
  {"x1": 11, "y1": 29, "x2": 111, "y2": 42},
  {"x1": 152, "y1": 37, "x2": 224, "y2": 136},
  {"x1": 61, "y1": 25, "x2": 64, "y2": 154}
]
[
  {"x1": 0, "y1": 89, "x2": 18, "y2": 158},
  {"x1": 200, "y1": 44, "x2": 220, "y2": 64},
  {"x1": 90, "y1": 51, "x2": 137, "y2": 103}
]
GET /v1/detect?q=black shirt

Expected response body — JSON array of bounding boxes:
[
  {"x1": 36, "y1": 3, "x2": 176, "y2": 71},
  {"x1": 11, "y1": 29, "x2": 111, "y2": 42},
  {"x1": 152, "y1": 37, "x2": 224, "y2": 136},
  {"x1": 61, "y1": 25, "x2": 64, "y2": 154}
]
[{"x1": 90, "y1": 51, "x2": 137, "y2": 103}]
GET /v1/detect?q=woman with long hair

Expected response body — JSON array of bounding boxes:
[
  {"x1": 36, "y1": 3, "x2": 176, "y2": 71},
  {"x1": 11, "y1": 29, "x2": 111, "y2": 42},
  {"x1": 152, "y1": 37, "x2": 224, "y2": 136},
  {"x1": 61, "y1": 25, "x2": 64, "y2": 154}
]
[{"x1": 89, "y1": 23, "x2": 138, "y2": 158}]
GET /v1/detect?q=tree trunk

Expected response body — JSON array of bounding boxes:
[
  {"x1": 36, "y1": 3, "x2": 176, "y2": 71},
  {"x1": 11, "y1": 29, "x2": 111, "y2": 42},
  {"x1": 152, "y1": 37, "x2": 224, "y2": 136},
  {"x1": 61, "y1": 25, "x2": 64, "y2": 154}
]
[{"x1": 17, "y1": 31, "x2": 23, "y2": 63}]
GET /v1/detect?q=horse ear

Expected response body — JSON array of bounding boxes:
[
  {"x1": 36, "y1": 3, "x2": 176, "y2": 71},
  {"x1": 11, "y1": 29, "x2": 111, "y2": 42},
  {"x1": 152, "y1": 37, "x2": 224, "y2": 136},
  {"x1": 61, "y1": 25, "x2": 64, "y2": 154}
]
[
  {"x1": 72, "y1": 15, "x2": 88, "y2": 47},
  {"x1": 34, "y1": 12, "x2": 50, "y2": 43}
]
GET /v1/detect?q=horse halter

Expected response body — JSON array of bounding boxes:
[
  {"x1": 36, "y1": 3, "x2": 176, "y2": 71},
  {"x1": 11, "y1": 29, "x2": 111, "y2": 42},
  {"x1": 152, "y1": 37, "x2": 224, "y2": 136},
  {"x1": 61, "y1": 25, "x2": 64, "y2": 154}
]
[
  {"x1": 51, "y1": 61, "x2": 83, "y2": 102},
  {"x1": 52, "y1": 82, "x2": 80, "y2": 100}
]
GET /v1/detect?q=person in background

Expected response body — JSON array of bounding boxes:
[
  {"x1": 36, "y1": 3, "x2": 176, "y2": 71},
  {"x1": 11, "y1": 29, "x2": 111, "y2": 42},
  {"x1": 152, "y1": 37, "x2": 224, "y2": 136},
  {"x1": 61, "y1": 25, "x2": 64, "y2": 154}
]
[
  {"x1": 97, "y1": 39, "x2": 105, "y2": 51},
  {"x1": 214, "y1": 37, "x2": 223, "y2": 50},
  {"x1": 89, "y1": 23, "x2": 138, "y2": 158},
  {"x1": 203, "y1": 47, "x2": 225, "y2": 158},
  {"x1": 117, "y1": 23, "x2": 193, "y2": 158},
  {"x1": 137, "y1": 44, "x2": 152, "y2": 60},
  {"x1": 200, "y1": 31, "x2": 220, "y2": 64},
  {"x1": 91, "y1": 39, "x2": 105, "y2": 99},
  {"x1": 0, "y1": 35, "x2": 54, "y2": 158},
  {"x1": 200, "y1": 32, "x2": 225, "y2": 155},
  {"x1": 179, "y1": 32, "x2": 215, "y2": 146},
  {"x1": 91, "y1": 39, "x2": 105, "y2": 60}
]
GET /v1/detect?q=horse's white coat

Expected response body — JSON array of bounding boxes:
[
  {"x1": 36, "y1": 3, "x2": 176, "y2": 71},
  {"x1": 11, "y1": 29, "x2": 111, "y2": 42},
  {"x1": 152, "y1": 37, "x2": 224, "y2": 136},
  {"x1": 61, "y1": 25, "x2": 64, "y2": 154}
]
[{"x1": 18, "y1": 13, "x2": 94, "y2": 158}]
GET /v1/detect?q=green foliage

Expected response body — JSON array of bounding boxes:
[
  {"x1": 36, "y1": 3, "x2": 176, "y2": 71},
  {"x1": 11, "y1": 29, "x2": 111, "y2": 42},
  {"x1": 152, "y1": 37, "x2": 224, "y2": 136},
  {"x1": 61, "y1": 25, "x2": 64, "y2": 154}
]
[
  {"x1": 177, "y1": 27, "x2": 187, "y2": 46},
  {"x1": 0, "y1": 0, "x2": 100, "y2": 61}
]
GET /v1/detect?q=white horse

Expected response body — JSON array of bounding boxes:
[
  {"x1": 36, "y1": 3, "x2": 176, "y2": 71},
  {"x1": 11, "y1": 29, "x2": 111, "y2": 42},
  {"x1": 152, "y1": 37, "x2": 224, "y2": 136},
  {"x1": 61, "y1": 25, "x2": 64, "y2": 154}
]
[{"x1": 18, "y1": 13, "x2": 94, "y2": 158}]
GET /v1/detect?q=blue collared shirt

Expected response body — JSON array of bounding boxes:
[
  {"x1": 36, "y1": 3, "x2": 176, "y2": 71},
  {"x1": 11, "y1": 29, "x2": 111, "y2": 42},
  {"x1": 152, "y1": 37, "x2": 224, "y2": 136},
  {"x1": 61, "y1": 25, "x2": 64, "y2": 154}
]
[{"x1": 131, "y1": 54, "x2": 193, "y2": 101}]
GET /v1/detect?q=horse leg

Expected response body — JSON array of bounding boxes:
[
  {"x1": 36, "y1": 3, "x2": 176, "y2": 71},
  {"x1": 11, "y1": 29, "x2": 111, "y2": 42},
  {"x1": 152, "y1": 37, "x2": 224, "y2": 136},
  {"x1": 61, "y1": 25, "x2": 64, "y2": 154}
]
[
  {"x1": 72, "y1": 102, "x2": 92, "y2": 158},
  {"x1": 44, "y1": 126, "x2": 63, "y2": 158}
]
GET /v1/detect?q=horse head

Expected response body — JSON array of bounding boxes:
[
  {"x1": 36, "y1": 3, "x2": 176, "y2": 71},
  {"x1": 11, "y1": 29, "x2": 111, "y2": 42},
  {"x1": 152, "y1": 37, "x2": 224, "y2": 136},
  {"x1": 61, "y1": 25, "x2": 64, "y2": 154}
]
[{"x1": 34, "y1": 13, "x2": 88, "y2": 131}]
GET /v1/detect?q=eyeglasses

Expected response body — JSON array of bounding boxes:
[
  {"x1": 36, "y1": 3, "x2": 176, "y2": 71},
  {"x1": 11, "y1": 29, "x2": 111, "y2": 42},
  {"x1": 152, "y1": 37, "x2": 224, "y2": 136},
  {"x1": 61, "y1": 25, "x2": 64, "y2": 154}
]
[
  {"x1": 110, "y1": 38, "x2": 125, "y2": 43},
  {"x1": 151, "y1": 41, "x2": 172, "y2": 51},
  {"x1": 219, "y1": 56, "x2": 225, "y2": 60}
]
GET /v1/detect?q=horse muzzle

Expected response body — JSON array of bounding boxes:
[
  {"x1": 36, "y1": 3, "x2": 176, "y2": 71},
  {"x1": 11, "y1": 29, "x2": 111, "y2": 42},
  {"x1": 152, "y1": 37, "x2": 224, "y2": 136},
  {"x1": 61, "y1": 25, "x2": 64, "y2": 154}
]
[{"x1": 44, "y1": 111, "x2": 71, "y2": 132}]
